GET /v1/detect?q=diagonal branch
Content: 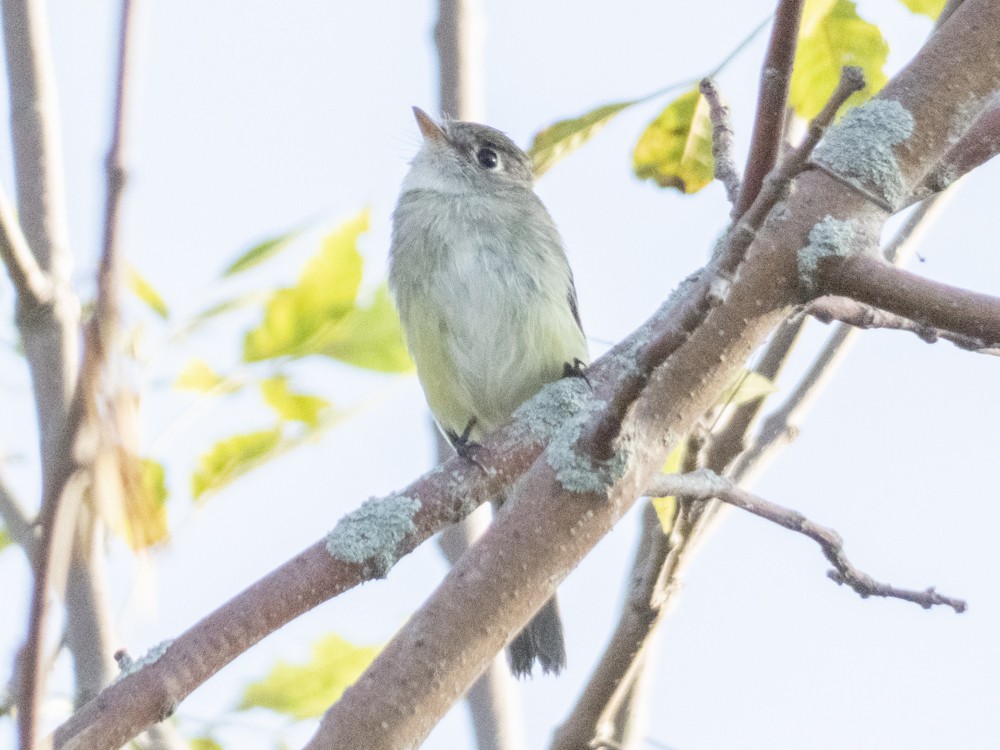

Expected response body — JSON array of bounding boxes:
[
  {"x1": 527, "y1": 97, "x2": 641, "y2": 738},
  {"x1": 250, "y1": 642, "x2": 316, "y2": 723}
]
[
  {"x1": 807, "y1": 295, "x2": 999, "y2": 353},
  {"x1": 812, "y1": 254, "x2": 1000, "y2": 344},
  {"x1": 646, "y1": 471, "x2": 966, "y2": 612},
  {"x1": 0, "y1": 185, "x2": 51, "y2": 310}
]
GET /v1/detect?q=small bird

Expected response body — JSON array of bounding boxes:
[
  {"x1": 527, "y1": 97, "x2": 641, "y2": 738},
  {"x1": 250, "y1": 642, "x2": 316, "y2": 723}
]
[{"x1": 388, "y1": 107, "x2": 589, "y2": 677}]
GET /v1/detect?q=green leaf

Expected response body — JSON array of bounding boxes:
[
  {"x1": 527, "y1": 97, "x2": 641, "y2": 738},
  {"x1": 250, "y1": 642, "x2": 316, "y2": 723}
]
[
  {"x1": 244, "y1": 211, "x2": 367, "y2": 362},
  {"x1": 897, "y1": 0, "x2": 945, "y2": 18},
  {"x1": 651, "y1": 444, "x2": 685, "y2": 534},
  {"x1": 174, "y1": 359, "x2": 237, "y2": 393},
  {"x1": 223, "y1": 227, "x2": 302, "y2": 277},
  {"x1": 720, "y1": 370, "x2": 777, "y2": 408},
  {"x1": 104, "y1": 457, "x2": 170, "y2": 550},
  {"x1": 125, "y1": 264, "x2": 169, "y2": 319},
  {"x1": 190, "y1": 738, "x2": 224, "y2": 750},
  {"x1": 633, "y1": 87, "x2": 715, "y2": 193},
  {"x1": 239, "y1": 634, "x2": 381, "y2": 720},
  {"x1": 318, "y1": 285, "x2": 414, "y2": 373},
  {"x1": 790, "y1": 0, "x2": 889, "y2": 120},
  {"x1": 260, "y1": 375, "x2": 330, "y2": 427},
  {"x1": 191, "y1": 428, "x2": 283, "y2": 500},
  {"x1": 0, "y1": 525, "x2": 11, "y2": 553},
  {"x1": 529, "y1": 100, "x2": 637, "y2": 177}
]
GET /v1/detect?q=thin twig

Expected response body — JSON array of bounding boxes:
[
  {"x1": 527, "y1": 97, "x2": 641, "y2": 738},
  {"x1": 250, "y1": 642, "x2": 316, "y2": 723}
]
[
  {"x1": 735, "y1": 0, "x2": 806, "y2": 218},
  {"x1": 699, "y1": 79, "x2": 741, "y2": 205},
  {"x1": 807, "y1": 295, "x2": 998, "y2": 353},
  {"x1": 814, "y1": 254, "x2": 1000, "y2": 344},
  {"x1": 17, "y1": 1, "x2": 141, "y2": 746},
  {"x1": 646, "y1": 470, "x2": 967, "y2": 613},
  {"x1": 0, "y1": 187, "x2": 51, "y2": 310}
]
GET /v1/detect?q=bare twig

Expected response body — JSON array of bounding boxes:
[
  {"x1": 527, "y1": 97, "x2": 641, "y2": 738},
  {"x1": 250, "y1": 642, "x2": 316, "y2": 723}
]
[
  {"x1": 17, "y1": 0, "x2": 142, "y2": 744},
  {"x1": 0, "y1": 187, "x2": 51, "y2": 309},
  {"x1": 699, "y1": 79, "x2": 741, "y2": 205},
  {"x1": 4, "y1": 0, "x2": 80, "y2": 743},
  {"x1": 807, "y1": 295, "x2": 998, "y2": 353},
  {"x1": 646, "y1": 471, "x2": 967, "y2": 613},
  {"x1": 812, "y1": 254, "x2": 1000, "y2": 344},
  {"x1": 735, "y1": 0, "x2": 806, "y2": 217}
]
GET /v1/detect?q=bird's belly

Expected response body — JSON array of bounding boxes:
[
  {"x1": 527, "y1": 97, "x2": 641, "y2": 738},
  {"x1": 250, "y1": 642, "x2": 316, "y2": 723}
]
[{"x1": 405, "y1": 263, "x2": 583, "y2": 440}]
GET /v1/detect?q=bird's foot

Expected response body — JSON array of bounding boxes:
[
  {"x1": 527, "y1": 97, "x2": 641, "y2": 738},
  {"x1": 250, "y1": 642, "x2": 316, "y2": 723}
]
[
  {"x1": 447, "y1": 418, "x2": 485, "y2": 471},
  {"x1": 562, "y1": 358, "x2": 591, "y2": 387}
]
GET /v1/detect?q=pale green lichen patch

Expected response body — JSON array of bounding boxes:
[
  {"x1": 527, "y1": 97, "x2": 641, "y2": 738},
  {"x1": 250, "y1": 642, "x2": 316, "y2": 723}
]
[
  {"x1": 797, "y1": 216, "x2": 856, "y2": 294},
  {"x1": 114, "y1": 639, "x2": 174, "y2": 682},
  {"x1": 544, "y1": 401, "x2": 631, "y2": 496},
  {"x1": 814, "y1": 99, "x2": 914, "y2": 207},
  {"x1": 326, "y1": 495, "x2": 422, "y2": 578},
  {"x1": 514, "y1": 377, "x2": 595, "y2": 444}
]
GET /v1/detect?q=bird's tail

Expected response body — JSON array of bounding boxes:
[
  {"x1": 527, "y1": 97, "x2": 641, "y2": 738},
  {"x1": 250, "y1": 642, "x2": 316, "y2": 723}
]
[{"x1": 507, "y1": 594, "x2": 566, "y2": 678}]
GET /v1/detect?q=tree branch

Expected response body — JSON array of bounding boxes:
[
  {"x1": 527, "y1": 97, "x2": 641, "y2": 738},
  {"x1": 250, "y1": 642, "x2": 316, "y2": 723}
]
[
  {"x1": 0, "y1": 184, "x2": 51, "y2": 311},
  {"x1": 807, "y1": 295, "x2": 998, "y2": 353},
  {"x1": 647, "y1": 471, "x2": 966, "y2": 612},
  {"x1": 433, "y1": 0, "x2": 484, "y2": 121},
  {"x1": 16, "y1": 0, "x2": 143, "y2": 743},
  {"x1": 699, "y1": 79, "x2": 741, "y2": 206},
  {"x1": 4, "y1": 0, "x2": 81, "y2": 745},
  {"x1": 735, "y1": 0, "x2": 805, "y2": 217},
  {"x1": 813, "y1": 254, "x2": 1000, "y2": 344}
]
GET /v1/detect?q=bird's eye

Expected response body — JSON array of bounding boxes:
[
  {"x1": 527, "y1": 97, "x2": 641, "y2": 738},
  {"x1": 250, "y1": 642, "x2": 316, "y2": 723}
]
[{"x1": 476, "y1": 147, "x2": 499, "y2": 170}]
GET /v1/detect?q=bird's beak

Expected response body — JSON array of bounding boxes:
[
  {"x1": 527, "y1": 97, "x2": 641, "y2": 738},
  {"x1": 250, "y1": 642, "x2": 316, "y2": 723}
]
[{"x1": 412, "y1": 106, "x2": 448, "y2": 145}]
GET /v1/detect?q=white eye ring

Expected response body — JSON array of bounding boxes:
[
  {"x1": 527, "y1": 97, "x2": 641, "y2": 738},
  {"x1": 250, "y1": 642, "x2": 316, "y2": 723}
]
[{"x1": 476, "y1": 147, "x2": 500, "y2": 170}]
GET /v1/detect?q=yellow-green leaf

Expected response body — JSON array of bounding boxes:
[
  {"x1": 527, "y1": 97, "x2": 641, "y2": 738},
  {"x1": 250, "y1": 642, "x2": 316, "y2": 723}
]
[
  {"x1": 319, "y1": 285, "x2": 414, "y2": 373},
  {"x1": 790, "y1": 0, "x2": 889, "y2": 120},
  {"x1": 0, "y1": 525, "x2": 11, "y2": 552},
  {"x1": 223, "y1": 227, "x2": 302, "y2": 277},
  {"x1": 633, "y1": 87, "x2": 714, "y2": 193},
  {"x1": 174, "y1": 358, "x2": 232, "y2": 393},
  {"x1": 239, "y1": 634, "x2": 381, "y2": 720},
  {"x1": 190, "y1": 738, "x2": 224, "y2": 750},
  {"x1": 529, "y1": 100, "x2": 637, "y2": 178},
  {"x1": 125, "y1": 264, "x2": 169, "y2": 319},
  {"x1": 261, "y1": 375, "x2": 330, "y2": 427},
  {"x1": 897, "y1": 0, "x2": 945, "y2": 18},
  {"x1": 244, "y1": 211, "x2": 367, "y2": 362},
  {"x1": 191, "y1": 428, "x2": 283, "y2": 500},
  {"x1": 651, "y1": 443, "x2": 685, "y2": 534},
  {"x1": 132, "y1": 458, "x2": 169, "y2": 548},
  {"x1": 104, "y1": 457, "x2": 170, "y2": 550}
]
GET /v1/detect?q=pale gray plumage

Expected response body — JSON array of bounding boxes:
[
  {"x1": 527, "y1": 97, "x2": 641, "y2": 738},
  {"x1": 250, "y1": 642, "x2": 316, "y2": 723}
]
[{"x1": 388, "y1": 108, "x2": 588, "y2": 677}]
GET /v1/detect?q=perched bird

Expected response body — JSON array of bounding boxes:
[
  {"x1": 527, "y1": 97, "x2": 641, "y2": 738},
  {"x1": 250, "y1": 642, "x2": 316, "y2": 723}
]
[{"x1": 388, "y1": 107, "x2": 589, "y2": 677}]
